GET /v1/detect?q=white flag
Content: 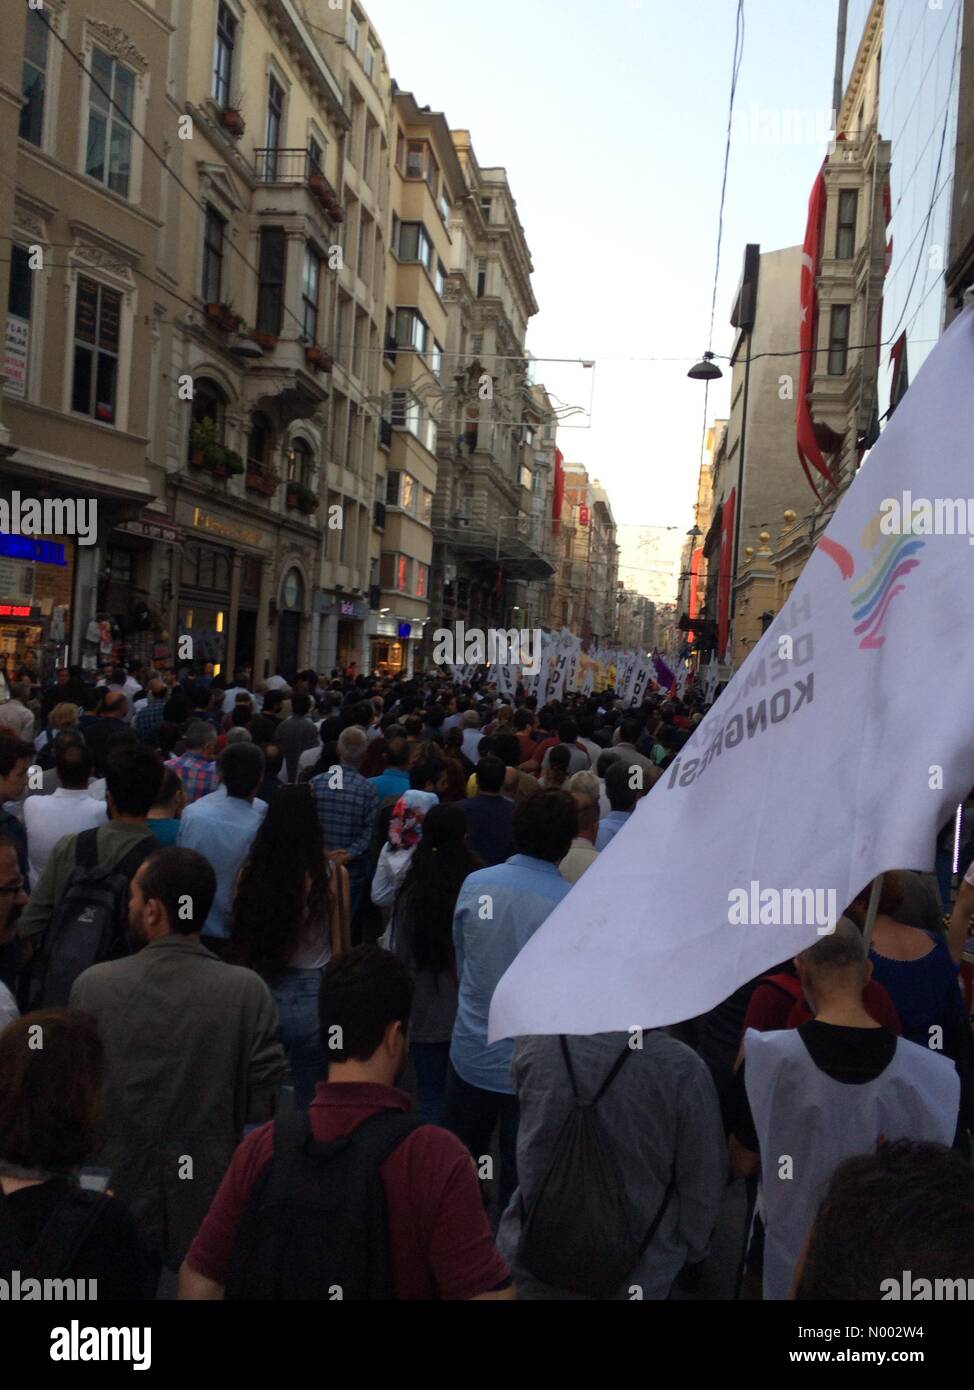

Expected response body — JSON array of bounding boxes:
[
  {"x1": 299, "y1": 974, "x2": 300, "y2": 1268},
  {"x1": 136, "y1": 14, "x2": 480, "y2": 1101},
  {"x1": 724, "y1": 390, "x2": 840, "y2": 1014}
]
[{"x1": 489, "y1": 307, "x2": 974, "y2": 1040}]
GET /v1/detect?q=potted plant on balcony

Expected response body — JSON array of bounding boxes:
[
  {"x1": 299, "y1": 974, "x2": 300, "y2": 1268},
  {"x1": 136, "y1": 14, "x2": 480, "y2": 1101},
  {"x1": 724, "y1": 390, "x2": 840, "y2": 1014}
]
[
  {"x1": 304, "y1": 344, "x2": 334, "y2": 373},
  {"x1": 286, "y1": 481, "x2": 319, "y2": 515},
  {"x1": 328, "y1": 205, "x2": 345, "y2": 223},
  {"x1": 308, "y1": 168, "x2": 329, "y2": 201},
  {"x1": 219, "y1": 99, "x2": 246, "y2": 139},
  {"x1": 250, "y1": 330, "x2": 278, "y2": 351},
  {"x1": 246, "y1": 466, "x2": 280, "y2": 496},
  {"x1": 205, "y1": 301, "x2": 241, "y2": 332},
  {"x1": 222, "y1": 448, "x2": 245, "y2": 478},
  {"x1": 189, "y1": 417, "x2": 220, "y2": 469}
]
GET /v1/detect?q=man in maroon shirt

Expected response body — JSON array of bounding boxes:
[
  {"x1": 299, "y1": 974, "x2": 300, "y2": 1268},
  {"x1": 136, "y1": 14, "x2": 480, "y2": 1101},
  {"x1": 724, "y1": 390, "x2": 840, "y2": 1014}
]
[{"x1": 179, "y1": 947, "x2": 514, "y2": 1301}]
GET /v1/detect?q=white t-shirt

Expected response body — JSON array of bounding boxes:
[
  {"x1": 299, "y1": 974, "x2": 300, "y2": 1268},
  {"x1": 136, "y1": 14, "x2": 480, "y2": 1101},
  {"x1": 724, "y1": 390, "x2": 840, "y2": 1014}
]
[{"x1": 23, "y1": 788, "x2": 108, "y2": 883}]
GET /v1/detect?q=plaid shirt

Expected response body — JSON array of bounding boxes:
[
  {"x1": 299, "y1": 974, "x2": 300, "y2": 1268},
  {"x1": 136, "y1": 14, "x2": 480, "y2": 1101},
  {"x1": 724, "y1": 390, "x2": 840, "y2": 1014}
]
[
  {"x1": 166, "y1": 751, "x2": 219, "y2": 804},
  {"x1": 311, "y1": 764, "x2": 379, "y2": 862},
  {"x1": 134, "y1": 698, "x2": 167, "y2": 744}
]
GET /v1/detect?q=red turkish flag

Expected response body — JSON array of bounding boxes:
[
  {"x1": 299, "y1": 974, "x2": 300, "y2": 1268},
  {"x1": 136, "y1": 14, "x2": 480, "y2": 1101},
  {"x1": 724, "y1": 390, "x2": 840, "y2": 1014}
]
[{"x1": 796, "y1": 163, "x2": 838, "y2": 497}]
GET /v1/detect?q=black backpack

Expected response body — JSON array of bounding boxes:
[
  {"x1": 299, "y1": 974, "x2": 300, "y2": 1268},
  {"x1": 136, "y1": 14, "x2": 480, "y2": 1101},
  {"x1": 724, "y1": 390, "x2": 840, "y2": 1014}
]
[
  {"x1": 1, "y1": 1184, "x2": 110, "y2": 1281},
  {"x1": 517, "y1": 1036, "x2": 675, "y2": 1299},
  {"x1": 224, "y1": 1106, "x2": 418, "y2": 1301},
  {"x1": 37, "y1": 828, "x2": 156, "y2": 1007}
]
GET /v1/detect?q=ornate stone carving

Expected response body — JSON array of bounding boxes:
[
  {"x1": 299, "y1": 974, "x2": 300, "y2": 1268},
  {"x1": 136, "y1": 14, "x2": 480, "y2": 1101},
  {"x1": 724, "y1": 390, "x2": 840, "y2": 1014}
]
[
  {"x1": 74, "y1": 243, "x2": 134, "y2": 278},
  {"x1": 13, "y1": 208, "x2": 46, "y2": 242},
  {"x1": 85, "y1": 18, "x2": 148, "y2": 73}
]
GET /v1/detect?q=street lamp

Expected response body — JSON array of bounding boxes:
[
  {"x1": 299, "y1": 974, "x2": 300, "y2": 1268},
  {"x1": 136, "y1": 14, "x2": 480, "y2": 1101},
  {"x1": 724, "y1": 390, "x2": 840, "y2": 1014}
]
[{"x1": 687, "y1": 351, "x2": 723, "y2": 381}]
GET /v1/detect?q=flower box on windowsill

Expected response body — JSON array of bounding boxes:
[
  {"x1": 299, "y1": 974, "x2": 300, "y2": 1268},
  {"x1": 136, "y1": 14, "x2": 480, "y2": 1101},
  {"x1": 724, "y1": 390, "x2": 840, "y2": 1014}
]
[
  {"x1": 246, "y1": 471, "x2": 279, "y2": 496},
  {"x1": 328, "y1": 206, "x2": 345, "y2": 223},
  {"x1": 220, "y1": 107, "x2": 246, "y2": 138},
  {"x1": 286, "y1": 484, "x2": 319, "y2": 515},
  {"x1": 305, "y1": 345, "x2": 334, "y2": 373},
  {"x1": 250, "y1": 331, "x2": 278, "y2": 352},
  {"x1": 206, "y1": 303, "x2": 241, "y2": 333}
]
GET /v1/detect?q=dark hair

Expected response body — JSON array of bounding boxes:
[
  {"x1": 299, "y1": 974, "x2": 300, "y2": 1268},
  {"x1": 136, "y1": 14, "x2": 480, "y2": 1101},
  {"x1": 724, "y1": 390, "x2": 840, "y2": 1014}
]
[
  {"x1": 0, "y1": 733, "x2": 35, "y2": 778},
  {"x1": 153, "y1": 766, "x2": 183, "y2": 810},
  {"x1": 55, "y1": 738, "x2": 93, "y2": 789},
  {"x1": 291, "y1": 692, "x2": 312, "y2": 718},
  {"x1": 620, "y1": 715, "x2": 644, "y2": 745},
  {"x1": 386, "y1": 736, "x2": 409, "y2": 769},
  {"x1": 105, "y1": 743, "x2": 163, "y2": 817},
  {"x1": 512, "y1": 788, "x2": 576, "y2": 862},
  {"x1": 605, "y1": 758, "x2": 640, "y2": 812},
  {"x1": 410, "y1": 757, "x2": 445, "y2": 791},
  {"x1": 545, "y1": 743, "x2": 572, "y2": 788},
  {"x1": 0, "y1": 1010, "x2": 104, "y2": 1170},
  {"x1": 558, "y1": 719, "x2": 579, "y2": 744},
  {"x1": 393, "y1": 803, "x2": 481, "y2": 975},
  {"x1": 139, "y1": 846, "x2": 217, "y2": 934},
  {"x1": 230, "y1": 785, "x2": 337, "y2": 980},
  {"x1": 262, "y1": 742, "x2": 284, "y2": 778},
  {"x1": 319, "y1": 945, "x2": 413, "y2": 1063},
  {"x1": 231, "y1": 705, "x2": 253, "y2": 729},
  {"x1": 476, "y1": 755, "x2": 506, "y2": 794},
  {"x1": 848, "y1": 870, "x2": 905, "y2": 919},
  {"x1": 360, "y1": 736, "x2": 389, "y2": 779},
  {"x1": 491, "y1": 732, "x2": 520, "y2": 769},
  {"x1": 261, "y1": 689, "x2": 285, "y2": 714},
  {"x1": 183, "y1": 719, "x2": 215, "y2": 752},
  {"x1": 514, "y1": 708, "x2": 534, "y2": 731},
  {"x1": 795, "y1": 1141, "x2": 974, "y2": 1300},
  {"x1": 163, "y1": 687, "x2": 192, "y2": 724},
  {"x1": 220, "y1": 742, "x2": 265, "y2": 798}
]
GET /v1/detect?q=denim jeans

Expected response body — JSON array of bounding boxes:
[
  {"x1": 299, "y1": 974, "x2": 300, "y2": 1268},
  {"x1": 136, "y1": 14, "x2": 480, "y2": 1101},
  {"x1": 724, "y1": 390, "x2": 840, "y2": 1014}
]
[
  {"x1": 272, "y1": 968, "x2": 325, "y2": 1109},
  {"x1": 411, "y1": 1041, "x2": 451, "y2": 1127},
  {"x1": 444, "y1": 1063, "x2": 520, "y2": 1217}
]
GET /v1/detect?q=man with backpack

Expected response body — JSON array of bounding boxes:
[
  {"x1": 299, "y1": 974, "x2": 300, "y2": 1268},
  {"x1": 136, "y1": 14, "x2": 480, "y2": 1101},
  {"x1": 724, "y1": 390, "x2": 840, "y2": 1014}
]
[
  {"x1": 18, "y1": 743, "x2": 163, "y2": 1005},
  {"x1": 496, "y1": 1029, "x2": 726, "y2": 1299},
  {"x1": 70, "y1": 846, "x2": 287, "y2": 1285},
  {"x1": 179, "y1": 946, "x2": 514, "y2": 1301}
]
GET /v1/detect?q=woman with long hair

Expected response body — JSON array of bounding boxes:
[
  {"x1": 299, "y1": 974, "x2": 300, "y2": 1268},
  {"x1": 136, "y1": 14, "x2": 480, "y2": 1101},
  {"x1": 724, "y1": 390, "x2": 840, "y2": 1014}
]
[
  {"x1": 388, "y1": 803, "x2": 482, "y2": 1124},
  {"x1": 371, "y1": 790, "x2": 438, "y2": 909},
  {"x1": 540, "y1": 742, "x2": 572, "y2": 789},
  {"x1": 229, "y1": 785, "x2": 350, "y2": 1106}
]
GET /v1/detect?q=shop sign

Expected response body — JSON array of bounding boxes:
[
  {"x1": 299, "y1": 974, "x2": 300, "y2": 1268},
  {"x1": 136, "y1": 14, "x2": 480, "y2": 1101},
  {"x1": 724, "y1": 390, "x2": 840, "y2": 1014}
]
[
  {"x1": 117, "y1": 512, "x2": 179, "y2": 545},
  {"x1": 337, "y1": 597, "x2": 369, "y2": 620},
  {"x1": 191, "y1": 507, "x2": 261, "y2": 548},
  {"x1": 0, "y1": 535, "x2": 66, "y2": 565},
  {"x1": 0, "y1": 604, "x2": 40, "y2": 619},
  {"x1": 3, "y1": 316, "x2": 28, "y2": 399}
]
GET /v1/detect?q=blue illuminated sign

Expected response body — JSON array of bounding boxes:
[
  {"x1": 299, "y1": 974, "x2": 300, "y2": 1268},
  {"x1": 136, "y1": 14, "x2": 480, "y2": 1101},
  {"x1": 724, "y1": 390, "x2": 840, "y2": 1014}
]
[{"x1": 0, "y1": 534, "x2": 67, "y2": 566}]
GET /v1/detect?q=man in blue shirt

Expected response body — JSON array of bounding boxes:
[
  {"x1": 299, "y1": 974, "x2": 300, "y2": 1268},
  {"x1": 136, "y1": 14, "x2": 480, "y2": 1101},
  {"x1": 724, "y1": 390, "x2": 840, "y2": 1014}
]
[
  {"x1": 447, "y1": 788, "x2": 577, "y2": 1214},
  {"x1": 369, "y1": 736, "x2": 410, "y2": 804},
  {"x1": 177, "y1": 743, "x2": 266, "y2": 950},
  {"x1": 311, "y1": 726, "x2": 379, "y2": 944},
  {"x1": 595, "y1": 759, "x2": 642, "y2": 851}
]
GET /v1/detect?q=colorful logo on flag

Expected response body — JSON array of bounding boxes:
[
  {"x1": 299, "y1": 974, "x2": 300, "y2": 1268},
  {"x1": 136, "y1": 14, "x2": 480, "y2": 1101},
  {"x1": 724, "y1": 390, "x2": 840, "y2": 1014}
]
[{"x1": 819, "y1": 508, "x2": 925, "y2": 650}]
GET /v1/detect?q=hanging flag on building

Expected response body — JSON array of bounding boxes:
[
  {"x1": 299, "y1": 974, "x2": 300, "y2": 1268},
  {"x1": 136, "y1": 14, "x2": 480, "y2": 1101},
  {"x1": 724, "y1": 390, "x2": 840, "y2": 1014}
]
[
  {"x1": 717, "y1": 488, "x2": 735, "y2": 661},
  {"x1": 796, "y1": 162, "x2": 838, "y2": 497},
  {"x1": 489, "y1": 306, "x2": 974, "y2": 1041},
  {"x1": 551, "y1": 449, "x2": 565, "y2": 537}
]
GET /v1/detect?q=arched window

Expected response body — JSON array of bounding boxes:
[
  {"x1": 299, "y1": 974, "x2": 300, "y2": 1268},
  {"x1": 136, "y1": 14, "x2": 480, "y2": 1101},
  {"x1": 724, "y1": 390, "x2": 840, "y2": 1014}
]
[
  {"x1": 189, "y1": 377, "x2": 227, "y2": 459},
  {"x1": 248, "y1": 411, "x2": 274, "y2": 474},
  {"x1": 288, "y1": 436, "x2": 313, "y2": 487}
]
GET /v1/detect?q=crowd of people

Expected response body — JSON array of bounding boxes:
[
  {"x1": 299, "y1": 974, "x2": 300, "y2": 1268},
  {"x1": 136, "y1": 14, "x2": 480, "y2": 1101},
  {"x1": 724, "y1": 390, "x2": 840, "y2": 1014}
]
[{"x1": 0, "y1": 656, "x2": 972, "y2": 1301}]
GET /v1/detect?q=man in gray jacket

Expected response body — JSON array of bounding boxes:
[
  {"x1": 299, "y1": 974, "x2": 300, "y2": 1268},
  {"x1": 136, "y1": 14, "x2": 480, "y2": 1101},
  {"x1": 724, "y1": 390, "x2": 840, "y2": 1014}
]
[{"x1": 70, "y1": 845, "x2": 287, "y2": 1278}]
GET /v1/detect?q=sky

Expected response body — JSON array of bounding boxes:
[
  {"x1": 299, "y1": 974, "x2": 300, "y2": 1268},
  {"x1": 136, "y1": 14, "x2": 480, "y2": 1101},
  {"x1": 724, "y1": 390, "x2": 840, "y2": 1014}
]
[{"x1": 366, "y1": 0, "x2": 845, "y2": 598}]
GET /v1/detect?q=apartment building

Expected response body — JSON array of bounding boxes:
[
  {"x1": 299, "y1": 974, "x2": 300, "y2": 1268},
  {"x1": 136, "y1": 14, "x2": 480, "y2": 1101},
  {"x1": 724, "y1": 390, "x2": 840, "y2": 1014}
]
[
  {"x1": 366, "y1": 92, "x2": 467, "y2": 677},
  {"x1": 161, "y1": 0, "x2": 350, "y2": 680},
  {"x1": 2, "y1": 0, "x2": 176, "y2": 679},
  {"x1": 429, "y1": 132, "x2": 551, "y2": 650},
  {"x1": 305, "y1": 0, "x2": 393, "y2": 674},
  {"x1": 559, "y1": 464, "x2": 618, "y2": 648}
]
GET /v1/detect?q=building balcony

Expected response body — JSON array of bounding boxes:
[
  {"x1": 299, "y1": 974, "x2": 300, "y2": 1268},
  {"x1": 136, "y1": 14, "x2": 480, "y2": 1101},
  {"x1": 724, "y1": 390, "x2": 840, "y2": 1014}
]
[
  {"x1": 253, "y1": 149, "x2": 343, "y2": 226},
  {"x1": 238, "y1": 339, "x2": 331, "y2": 424},
  {"x1": 434, "y1": 518, "x2": 554, "y2": 582}
]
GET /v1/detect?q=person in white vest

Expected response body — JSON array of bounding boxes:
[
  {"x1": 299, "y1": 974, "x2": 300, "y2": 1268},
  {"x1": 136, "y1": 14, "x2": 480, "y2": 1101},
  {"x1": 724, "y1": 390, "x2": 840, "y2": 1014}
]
[{"x1": 729, "y1": 919, "x2": 960, "y2": 1300}]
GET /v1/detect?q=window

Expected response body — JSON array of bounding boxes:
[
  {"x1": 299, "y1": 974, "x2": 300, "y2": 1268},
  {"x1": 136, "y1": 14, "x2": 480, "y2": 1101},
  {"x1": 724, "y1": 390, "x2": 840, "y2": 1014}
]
[
  {"x1": 471, "y1": 334, "x2": 483, "y2": 356},
  {"x1": 265, "y1": 75, "x2": 285, "y2": 175},
  {"x1": 9, "y1": 245, "x2": 32, "y2": 321},
  {"x1": 302, "y1": 245, "x2": 321, "y2": 343},
  {"x1": 288, "y1": 437, "x2": 312, "y2": 486},
  {"x1": 828, "y1": 304, "x2": 850, "y2": 375},
  {"x1": 248, "y1": 413, "x2": 273, "y2": 472},
  {"x1": 212, "y1": 2, "x2": 236, "y2": 108},
  {"x1": 435, "y1": 261, "x2": 447, "y2": 297},
  {"x1": 397, "y1": 222, "x2": 432, "y2": 270},
  {"x1": 431, "y1": 340, "x2": 443, "y2": 377},
  {"x1": 395, "y1": 308, "x2": 428, "y2": 353},
  {"x1": 71, "y1": 277, "x2": 121, "y2": 424},
  {"x1": 406, "y1": 142, "x2": 425, "y2": 178},
  {"x1": 86, "y1": 47, "x2": 135, "y2": 197},
  {"x1": 189, "y1": 379, "x2": 226, "y2": 460},
  {"x1": 20, "y1": 9, "x2": 49, "y2": 146},
  {"x1": 308, "y1": 136, "x2": 323, "y2": 173},
  {"x1": 416, "y1": 563, "x2": 428, "y2": 598},
  {"x1": 257, "y1": 227, "x2": 285, "y2": 334},
  {"x1": 836, "y1": 189, "x2": 858, "y2": 260},
  {"x1": 520, "y1": 465, "x2": 534, "y2": 491},
  {"x1": 480, "y1": 197, "x2": 492, "y2": 223},
  {"x1": 397, "y1": 555, "x2": 410, "y2": 592},
  {"x1": 420, "y1": 489, "x2": 433, "y2": 526},
  {"x1": 347, "y1": 9, "x2": 360, "y2": 56},
  {"x1": 384, "y1": 307, "x2": 397, "y2": 361},
  {"x1": 391, "y1": 391, "x2": 421, "y2": 437},
  {"x1": 202, "y1": 206, "x2": 226, "y2": 304},
  {"x1": 385, "y1": 472, "x2": 416, "y2": 511},
  {"x1": 423, "y1": 414, "x2": 437, "y2": 454},
  {"x1": 476, "y1": 258, "x2": 487, "y2": 298},
  {"x1": 7, "y1": 245, "x2": 33, "y2": 398},
  {"x1": 365, "y1": 39, "x2": 377, "y2": 79}
]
